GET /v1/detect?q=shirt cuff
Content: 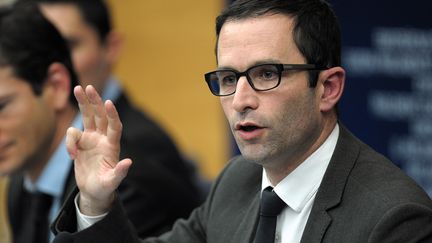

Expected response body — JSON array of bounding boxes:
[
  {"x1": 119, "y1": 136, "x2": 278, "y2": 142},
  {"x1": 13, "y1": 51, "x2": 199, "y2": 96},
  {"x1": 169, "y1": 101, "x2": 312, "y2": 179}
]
[{"x1": 74, "y1": 193, "x2": 108, "y2": 231}]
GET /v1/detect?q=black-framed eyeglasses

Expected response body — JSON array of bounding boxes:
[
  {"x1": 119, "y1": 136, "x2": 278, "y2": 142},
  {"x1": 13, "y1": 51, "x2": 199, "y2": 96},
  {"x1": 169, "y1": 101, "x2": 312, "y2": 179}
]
[{"x1": 204, "y1": 63, "x2": 326, "y2": 96}]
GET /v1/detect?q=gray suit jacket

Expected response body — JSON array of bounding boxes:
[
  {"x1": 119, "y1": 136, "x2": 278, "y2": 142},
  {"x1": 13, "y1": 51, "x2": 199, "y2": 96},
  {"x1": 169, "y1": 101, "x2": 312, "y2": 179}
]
[{"x1": 53, "y1": 125, "x2": 432, "y2": 243}]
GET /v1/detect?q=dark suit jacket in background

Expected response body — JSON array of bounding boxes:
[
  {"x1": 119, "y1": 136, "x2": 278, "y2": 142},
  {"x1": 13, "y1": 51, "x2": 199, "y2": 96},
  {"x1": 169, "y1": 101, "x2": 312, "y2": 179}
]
[
  {"x1": 52, "y1": 125, "x2": 432, "y2": 243},
  {"x1": 8, "y1": 93, "x2": 203, "y2": 241}
]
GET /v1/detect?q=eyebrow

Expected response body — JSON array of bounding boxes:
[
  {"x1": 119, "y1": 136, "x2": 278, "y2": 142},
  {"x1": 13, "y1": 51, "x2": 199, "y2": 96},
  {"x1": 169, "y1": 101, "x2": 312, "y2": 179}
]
[{"x1": 217, "y1": 58, "x2": 282, "y2": 71}]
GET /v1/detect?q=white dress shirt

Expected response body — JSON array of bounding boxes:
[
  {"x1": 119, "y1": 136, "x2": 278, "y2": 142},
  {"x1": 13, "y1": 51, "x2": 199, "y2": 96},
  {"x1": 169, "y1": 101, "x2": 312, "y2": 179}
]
[{"x1": 262, "y1": 124, "x2": 339, "y2": 243}]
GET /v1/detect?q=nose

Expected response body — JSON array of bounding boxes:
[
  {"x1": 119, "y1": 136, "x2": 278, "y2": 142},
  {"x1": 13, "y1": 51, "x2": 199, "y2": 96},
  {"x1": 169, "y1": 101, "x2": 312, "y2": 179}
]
[{"x1": 231, "y1": 76, "x2": 259, "y2": 113}]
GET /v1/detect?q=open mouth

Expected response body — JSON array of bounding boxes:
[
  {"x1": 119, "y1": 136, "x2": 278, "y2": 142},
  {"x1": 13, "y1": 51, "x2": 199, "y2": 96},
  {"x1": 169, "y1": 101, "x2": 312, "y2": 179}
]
[
  {"x1": 235, "y1": 123, "x2": 264, "y2": 140},
  {"x1": 240, "y1": 125, "x2": 259, "y2": 132},
  {"x1": 236, "y1": 121, "x2": 263, "y2": 132}
]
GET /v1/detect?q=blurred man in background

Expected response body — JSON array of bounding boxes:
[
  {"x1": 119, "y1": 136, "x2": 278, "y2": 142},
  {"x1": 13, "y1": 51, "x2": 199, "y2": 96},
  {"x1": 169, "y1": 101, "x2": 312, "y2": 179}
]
[
  {"x1": 0, "y1": 4, "x2": 80, "y2": 243},
  {"x1": 0, "y1": 1, "x2": 204, "y2": 242},
  {"x1": 36, "y1": 0, "x2": 209, "y2": 197}
]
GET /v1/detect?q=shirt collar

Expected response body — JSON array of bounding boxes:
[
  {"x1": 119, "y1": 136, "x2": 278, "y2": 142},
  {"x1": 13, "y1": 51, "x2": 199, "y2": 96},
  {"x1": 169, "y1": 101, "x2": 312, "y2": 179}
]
[
  {"x1": 102, "y1": 76, "x2": 121, "y2": 102},
  {"x1": 24, "y1": 113, "x2": 83, "y2": 197},
  {"x1": 261, "y1": 124, "x2": 339, "y2": 212}
]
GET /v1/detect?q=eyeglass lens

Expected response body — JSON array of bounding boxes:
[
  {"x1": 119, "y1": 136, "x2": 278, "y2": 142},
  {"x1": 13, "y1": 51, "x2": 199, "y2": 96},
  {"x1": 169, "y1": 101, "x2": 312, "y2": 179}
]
[{"x1": 206, "y1": 64, "x2": 281, "y2": 96}]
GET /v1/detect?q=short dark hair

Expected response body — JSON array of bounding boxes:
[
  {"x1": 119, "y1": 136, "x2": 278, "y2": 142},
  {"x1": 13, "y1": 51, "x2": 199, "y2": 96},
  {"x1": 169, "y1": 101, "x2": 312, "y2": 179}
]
[
  {"x1": 31, "y1": 0, "x2": 112, "y2": 42},
  {"x1": 215, "y1": 0, "x2": 341, "y2": 86},
  {"x1": 0, "y1": 2, "x2": 78, "y2": 105}
]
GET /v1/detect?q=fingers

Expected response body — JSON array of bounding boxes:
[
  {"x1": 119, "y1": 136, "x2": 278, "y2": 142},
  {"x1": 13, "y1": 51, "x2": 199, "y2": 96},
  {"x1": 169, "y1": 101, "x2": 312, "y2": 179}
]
[
  {"x1": 113, "y1": 158, "x2": 132, "y2": 185},
  {"x1": 105, "y1": 100, "x2": 122, "y2": 144},
  {"x1": 66, "y1": 127, "x2": 82, "y2": 159},
  {"x1": 86, "y1": 86, "x2": 108, "y2": 134},
  {"x1": 74, "y1": 85, "x2": 115, "y2": 135},
  {"x1": 74, "y1": 86, "x2": 96, "y2": 131},
  {"x1": 72, "y1": 84, "x2": 122, "y2": 145}
]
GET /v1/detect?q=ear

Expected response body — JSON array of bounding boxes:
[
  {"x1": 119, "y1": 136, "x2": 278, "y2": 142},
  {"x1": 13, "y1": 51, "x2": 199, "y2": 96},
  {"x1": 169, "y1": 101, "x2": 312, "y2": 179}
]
[
  {"x1": 43, "y1": 62, "x2": 72, "y2": 111},
  {"x1": 104, "y1": 30, "x2": 124, "y2": 65},
  {"x1": 318, "y1": 66, "x2": 345, "y2": 112}
]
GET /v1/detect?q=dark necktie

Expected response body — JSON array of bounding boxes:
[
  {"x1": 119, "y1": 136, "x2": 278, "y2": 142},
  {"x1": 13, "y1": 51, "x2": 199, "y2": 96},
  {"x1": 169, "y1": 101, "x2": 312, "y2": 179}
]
[
  {"x1": 254, "y1": 186, "x2": 287, "y2": 243},
  {"x1": 15, "y1": 191, "x2": 53, "y2": 243}
]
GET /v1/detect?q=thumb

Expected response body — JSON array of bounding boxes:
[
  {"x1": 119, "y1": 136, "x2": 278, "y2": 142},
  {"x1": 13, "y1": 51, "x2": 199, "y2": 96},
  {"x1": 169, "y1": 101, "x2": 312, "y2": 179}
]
[
  {"x1": 66, "y1": 127, "x2": 82, "y2": 159},
  {"x1": 113, "y1": 158, "x2": 132, "y2": 185}
]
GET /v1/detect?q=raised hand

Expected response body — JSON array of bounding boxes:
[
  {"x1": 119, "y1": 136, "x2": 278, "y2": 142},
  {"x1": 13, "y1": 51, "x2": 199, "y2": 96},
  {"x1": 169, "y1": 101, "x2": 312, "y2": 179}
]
[{"x1": 66, "y1": 85, "x2": 132, "y2": 216}]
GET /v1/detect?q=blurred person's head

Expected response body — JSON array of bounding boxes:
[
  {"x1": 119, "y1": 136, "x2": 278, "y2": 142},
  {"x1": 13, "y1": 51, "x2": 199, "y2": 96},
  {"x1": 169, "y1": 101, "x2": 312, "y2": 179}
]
[
  {"x1": 0, "y1": 2, "x2": 78, "y2": 181},
  {"x1": 35, "y1": 0, "x2": 123, "y2": 94}
]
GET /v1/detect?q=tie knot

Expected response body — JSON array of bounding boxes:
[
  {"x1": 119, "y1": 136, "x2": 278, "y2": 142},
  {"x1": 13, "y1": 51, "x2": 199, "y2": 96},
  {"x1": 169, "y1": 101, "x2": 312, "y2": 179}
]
[{"x1": 259, "y1": 187, "x2": 286, "y2": 217}]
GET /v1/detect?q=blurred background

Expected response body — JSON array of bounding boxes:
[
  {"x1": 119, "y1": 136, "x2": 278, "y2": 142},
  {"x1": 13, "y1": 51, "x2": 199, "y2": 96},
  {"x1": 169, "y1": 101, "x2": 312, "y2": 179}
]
[
  {"x1": 331, "y1": 0, "x2": 432, "y2": 196},
  {"x1": 105, "y1": 0, "x2": 227, "y2": 180}
]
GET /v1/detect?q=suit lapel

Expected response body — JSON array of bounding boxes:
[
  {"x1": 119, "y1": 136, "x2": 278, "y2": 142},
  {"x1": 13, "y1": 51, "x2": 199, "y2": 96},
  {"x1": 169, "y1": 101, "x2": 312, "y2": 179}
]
[
  {"x1": 221, "y1": 158, "x2": 262, "y2": 243},
  {"x1": 301, "y1": 125, "x2": 361, "y2": 243},
  {"x1": 7, "y1": 175, "x2": 25, "y2": 232},
  {"x1": 230, "y1": 189, "x2": 261, "y2": 243},
  {"x1": 60, "y1": 166, "x2": 76, "y2": 204}
]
